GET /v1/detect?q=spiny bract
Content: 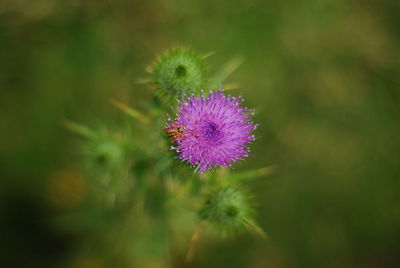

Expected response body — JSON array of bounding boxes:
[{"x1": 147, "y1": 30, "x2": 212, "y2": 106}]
[
  {"x1": 199, "y1": 187, "x2": 254, "y2": 234},
  {"x1": 150, "y1": 48, "x2": 207, "y2": 104}
]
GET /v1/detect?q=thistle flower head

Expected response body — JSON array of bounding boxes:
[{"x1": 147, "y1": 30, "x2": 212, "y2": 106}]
[
  {"x1": 166, "y1": 90, "x2": 257, "y2": 173},
  {"x1": 199, "y1": 187, "x2": 254, "y2": 234},
  {"x1": 150, "y1": 48, "x2": 207, "y2": 104}
]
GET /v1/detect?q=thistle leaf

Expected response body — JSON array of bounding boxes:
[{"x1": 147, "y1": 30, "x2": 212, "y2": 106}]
[
  {"x1": 64, "y1": 119, "x2": 97, "y2": 139},
  {"x1": 111, "y1": 99, "x2": 150, "y2": 124},
  {"x1": 207, "y1": 57, "x2": 244, "y2": 89},
  {"x1": 230, "y1": 165, "x2": 276, "y2": 182}
]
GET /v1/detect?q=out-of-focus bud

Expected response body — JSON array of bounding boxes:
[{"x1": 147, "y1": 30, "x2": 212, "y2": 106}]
[{"x1": 86, "y1": 137, "x2": 125, "y2": 170}]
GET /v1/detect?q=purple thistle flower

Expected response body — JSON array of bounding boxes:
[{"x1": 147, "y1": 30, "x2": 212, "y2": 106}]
[{"x1": 165, "y1": 90, "x2": 258, "y2": 173}]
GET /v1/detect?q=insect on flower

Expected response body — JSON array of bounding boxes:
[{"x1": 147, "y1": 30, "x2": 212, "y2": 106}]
[
  {"x1": 166, "y1": 90, "x2": 258, "y2": 173},
  {"x1": 164, "y1": 123, "x2": 186, "y2": 142}
]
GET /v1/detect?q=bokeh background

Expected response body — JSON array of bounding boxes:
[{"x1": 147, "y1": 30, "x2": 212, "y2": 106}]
[{"x1": 1, "y1": 0, "x2": 400, "y2": 267}]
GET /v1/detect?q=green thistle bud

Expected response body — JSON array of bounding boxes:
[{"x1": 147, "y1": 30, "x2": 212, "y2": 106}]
[
  {"x1": 83, "y1": 136, "x2": 128, "y2": 192},
  {"x1": 149, "y1": 47, "x2": 207, "y2": 104},
  {"x1": 199, "y1": 187, "x2": 256, "y2": 235},
  {"x1": 65, "y1": 120, "x2": 127, "y2": 171},
  {"x1": 88, "y1": 138, "x2": 125, "y2": 169}
]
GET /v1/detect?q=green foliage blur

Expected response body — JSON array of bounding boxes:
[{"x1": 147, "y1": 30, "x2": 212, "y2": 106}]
[{"x1": 1, "y1": 0, "x2": 400, "y2": 267}]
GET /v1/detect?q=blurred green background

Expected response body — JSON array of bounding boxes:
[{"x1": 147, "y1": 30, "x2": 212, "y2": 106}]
[{"x1": 1, "y1": 0, "x2": 400, "y2": 267}]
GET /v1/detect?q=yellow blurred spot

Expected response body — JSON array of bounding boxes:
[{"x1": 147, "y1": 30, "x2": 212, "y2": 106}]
[{"x1": 48, "y1": 169, "x2": 86, "y2": 208}]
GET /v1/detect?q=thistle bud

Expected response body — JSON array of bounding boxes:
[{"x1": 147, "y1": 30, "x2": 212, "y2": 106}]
[
  {"x1": 88, "y1": 138, "x2": 125, "y2": 169},
  {"x1": 149, "y1": 47, "x2": 207, "y2": 104},
  {"x1": 199, "y1": 187, "x2": 256, "y2": 235},
  {"x1": 65, "y1": 120, "x2": 127, "y2": 171}
]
